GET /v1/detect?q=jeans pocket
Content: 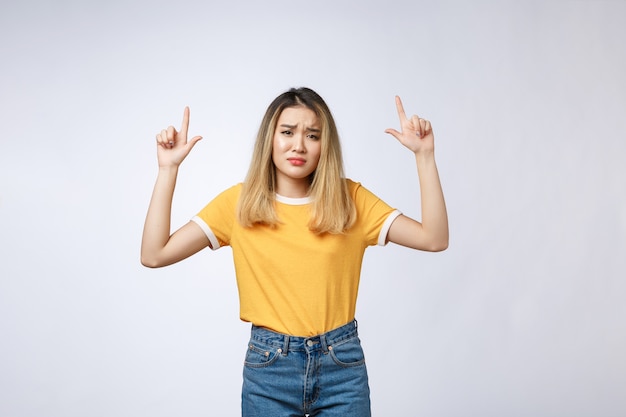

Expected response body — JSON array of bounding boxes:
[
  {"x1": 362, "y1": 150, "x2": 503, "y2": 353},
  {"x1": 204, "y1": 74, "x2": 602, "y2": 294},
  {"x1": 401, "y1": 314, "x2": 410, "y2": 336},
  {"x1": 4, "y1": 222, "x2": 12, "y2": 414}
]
[
  {"x1": 244, "y1": 341, "x2": 282, "y2": 369},
  {"x1": 329, "y1": 337, "x2": 366, "y2": 368}
]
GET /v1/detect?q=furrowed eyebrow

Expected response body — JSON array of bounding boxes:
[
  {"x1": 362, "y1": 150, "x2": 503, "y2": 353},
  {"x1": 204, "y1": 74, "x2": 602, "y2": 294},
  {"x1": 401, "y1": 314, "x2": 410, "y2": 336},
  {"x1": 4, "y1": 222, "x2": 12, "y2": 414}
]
[{"x1": 279, "y1": 124, "x2": 321, "y2": 133}]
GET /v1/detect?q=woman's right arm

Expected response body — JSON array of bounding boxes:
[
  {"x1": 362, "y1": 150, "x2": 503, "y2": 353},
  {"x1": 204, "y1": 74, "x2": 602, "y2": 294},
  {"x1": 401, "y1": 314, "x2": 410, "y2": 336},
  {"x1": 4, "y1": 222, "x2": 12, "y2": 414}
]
[{"x1": 140, "y1": 107, "x2": 208, "y2": 268}]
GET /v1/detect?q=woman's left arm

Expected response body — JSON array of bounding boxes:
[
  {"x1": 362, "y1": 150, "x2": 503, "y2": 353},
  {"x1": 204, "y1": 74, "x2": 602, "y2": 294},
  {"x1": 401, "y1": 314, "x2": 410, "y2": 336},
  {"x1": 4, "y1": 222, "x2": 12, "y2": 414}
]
[{"x1": 384, "y1": 96, "x2": 449, "y2": 252}]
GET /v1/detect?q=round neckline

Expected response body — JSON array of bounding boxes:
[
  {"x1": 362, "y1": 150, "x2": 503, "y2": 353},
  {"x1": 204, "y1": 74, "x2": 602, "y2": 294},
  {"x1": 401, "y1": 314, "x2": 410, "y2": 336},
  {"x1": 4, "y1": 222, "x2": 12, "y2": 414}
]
[{"x1": 275, "y1": 194, "x2": 313, "y2": 205}]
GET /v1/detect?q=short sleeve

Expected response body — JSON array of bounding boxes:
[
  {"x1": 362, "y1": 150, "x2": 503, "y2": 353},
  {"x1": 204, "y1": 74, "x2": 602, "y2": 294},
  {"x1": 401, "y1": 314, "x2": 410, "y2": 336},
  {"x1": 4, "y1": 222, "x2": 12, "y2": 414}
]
[
  {"x1": 349, "y1": 180, "x2": 402, "y2": 246},
  {"x1": 191, "y1": 184, "x2": 241, "y2": 250}
]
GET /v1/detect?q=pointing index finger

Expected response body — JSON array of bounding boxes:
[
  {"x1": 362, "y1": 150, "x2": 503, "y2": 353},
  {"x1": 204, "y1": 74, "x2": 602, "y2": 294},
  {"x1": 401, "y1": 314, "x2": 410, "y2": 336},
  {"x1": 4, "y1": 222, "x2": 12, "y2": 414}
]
[
  {"x1": 180, "y1": 106, "x2": 191, "y2": 136},
  {"x1": 394, "y1": 95, "x2": 408, "y2": 124}
]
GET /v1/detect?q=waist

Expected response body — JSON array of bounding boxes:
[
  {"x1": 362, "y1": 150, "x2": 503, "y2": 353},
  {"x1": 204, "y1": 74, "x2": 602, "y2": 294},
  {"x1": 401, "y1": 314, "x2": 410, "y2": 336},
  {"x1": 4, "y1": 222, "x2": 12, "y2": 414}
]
[{"x1": 250, "y1": 320, "x2": 359, "y2": 352}]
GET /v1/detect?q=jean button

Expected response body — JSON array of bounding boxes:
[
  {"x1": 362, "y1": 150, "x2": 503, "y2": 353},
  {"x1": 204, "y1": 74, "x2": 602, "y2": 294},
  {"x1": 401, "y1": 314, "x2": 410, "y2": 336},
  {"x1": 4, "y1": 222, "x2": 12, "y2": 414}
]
[{"x1": 307, "y1": 340, "x2": 314, "y2": 347}]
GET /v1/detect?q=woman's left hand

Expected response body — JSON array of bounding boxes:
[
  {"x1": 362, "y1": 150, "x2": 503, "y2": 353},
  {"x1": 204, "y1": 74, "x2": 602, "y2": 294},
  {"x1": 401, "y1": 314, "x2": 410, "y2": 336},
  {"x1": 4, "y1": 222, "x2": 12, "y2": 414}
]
[{"x1": 385, "y1": 96, "x2": 434, "y2": 155}]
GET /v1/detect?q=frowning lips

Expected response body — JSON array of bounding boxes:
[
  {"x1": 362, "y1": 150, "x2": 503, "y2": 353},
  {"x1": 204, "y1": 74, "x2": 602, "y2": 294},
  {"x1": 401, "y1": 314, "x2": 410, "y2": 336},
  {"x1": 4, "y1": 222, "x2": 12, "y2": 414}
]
[{"x1": 287, "y1": 157, "x2": 306, "y2": 166}]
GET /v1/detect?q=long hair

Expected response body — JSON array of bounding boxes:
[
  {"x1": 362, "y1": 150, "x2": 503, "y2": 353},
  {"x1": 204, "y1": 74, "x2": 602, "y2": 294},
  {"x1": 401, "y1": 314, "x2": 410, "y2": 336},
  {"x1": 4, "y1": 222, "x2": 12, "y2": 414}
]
[{"x1": 237, "y1": 87, "x2": 356, "y2": 234}]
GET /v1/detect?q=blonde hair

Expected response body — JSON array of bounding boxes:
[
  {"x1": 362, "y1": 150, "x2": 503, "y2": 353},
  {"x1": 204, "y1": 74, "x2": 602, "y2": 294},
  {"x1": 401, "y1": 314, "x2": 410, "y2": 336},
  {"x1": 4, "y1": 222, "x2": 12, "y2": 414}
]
[{"x1": 238, "y1": 87, "x2": 356, "y2": 234}]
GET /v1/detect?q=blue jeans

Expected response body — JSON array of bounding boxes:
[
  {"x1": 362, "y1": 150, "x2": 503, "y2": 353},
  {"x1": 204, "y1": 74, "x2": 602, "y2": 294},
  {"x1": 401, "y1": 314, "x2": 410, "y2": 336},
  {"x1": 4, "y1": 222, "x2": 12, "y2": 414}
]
[{"x1": 241, "y1": 320, "x2": 371, "y2": 417}]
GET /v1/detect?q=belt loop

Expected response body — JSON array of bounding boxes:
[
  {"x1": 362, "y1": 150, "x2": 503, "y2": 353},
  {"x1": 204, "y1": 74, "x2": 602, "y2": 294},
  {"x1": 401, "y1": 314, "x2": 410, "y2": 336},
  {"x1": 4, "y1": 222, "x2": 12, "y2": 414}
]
[
  {"x1": 281, "y1": 334, "x2": 289, "y2": 356},
  {"x1": 320, "y1": 332, "x2": 329, "y2": 354}
]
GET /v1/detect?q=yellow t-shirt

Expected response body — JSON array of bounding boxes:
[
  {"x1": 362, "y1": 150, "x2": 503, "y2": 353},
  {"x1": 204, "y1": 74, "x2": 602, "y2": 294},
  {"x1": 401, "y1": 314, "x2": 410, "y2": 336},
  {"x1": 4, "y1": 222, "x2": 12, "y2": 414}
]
[{"x1": 192, "y1": 179, "x2": 400, "y2": 336}]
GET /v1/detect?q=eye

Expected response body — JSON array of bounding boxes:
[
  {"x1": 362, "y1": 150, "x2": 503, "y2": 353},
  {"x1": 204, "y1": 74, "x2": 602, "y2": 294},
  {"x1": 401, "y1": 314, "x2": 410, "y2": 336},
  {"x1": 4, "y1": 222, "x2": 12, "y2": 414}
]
[
  {"x1": 307, "y1": 134, "x2": 319, "y2": 140},
  {"x1": 281, "y1": 130, "x2": 293, "y2": 136}
]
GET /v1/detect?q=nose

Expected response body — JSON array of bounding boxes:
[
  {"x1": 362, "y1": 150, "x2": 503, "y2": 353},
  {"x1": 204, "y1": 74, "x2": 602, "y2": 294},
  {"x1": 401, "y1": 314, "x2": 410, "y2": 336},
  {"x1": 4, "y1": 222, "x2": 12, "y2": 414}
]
[{"x1": 292, "y1": 134, "x2": 306, "y2": 153}]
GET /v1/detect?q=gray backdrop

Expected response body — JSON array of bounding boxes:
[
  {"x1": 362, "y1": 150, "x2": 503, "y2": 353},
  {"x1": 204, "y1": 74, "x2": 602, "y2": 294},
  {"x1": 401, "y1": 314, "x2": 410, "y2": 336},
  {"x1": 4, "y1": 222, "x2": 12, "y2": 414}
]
[{"x1": 1, "y1": 1, "x2": 625, "y2": 416}]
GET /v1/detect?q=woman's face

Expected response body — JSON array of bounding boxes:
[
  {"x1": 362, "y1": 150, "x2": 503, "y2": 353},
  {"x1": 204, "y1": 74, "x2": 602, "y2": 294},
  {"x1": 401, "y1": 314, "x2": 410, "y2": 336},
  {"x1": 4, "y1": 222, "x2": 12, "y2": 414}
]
[{"x1": 272, "y1": 106, "x2": 322, "y2": 196}]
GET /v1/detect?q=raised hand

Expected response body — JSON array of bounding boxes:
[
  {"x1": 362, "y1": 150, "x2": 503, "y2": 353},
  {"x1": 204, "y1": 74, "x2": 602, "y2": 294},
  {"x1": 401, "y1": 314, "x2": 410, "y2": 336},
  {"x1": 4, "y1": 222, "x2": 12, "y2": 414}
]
[
  {"x1": 385, "y1": 96, "x2": 434, "y2": 155},
  {"x1": 155, "y1": 107, "x2": 203, "y2": 167}
]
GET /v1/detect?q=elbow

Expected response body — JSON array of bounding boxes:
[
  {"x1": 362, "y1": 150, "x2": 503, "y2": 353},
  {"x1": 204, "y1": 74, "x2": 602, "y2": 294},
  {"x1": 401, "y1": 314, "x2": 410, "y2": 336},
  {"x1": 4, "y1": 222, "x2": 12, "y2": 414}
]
[
  {"x1": 141, "y1": 257, "x2": 158, "y2": 268},
  {"x1": 140, "y1": 253, "x2": 165, "y2": 268},
  {"x1": 425, "y1": 236, "x2": 449, "y2": 252},
  {"x1": 431, "y1": 241, "x2": 449, "y2": 252},
  {"x1": 422, "y1": 243, "x2": 448, "y2": 252},
  {"x1": 430, "y1": 229, "x2": 449, "y2": 252}
]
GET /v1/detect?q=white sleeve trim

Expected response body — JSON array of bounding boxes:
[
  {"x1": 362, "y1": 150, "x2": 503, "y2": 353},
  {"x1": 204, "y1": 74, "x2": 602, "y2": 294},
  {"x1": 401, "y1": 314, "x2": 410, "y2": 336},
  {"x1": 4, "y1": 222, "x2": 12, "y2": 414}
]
[
  {"x1": 377, "y1": 210, "x2": 402, "y2": 246},
  {"x1": 191, "y1": 216, "x2": 221, "y2": 250}
]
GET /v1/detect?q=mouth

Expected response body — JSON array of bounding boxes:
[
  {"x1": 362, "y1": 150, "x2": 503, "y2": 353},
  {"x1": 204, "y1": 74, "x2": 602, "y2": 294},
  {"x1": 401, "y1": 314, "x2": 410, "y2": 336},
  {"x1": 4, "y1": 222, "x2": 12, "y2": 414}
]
[{"x1": 287, "y1": 158, "x2": 306, "y2": 166}]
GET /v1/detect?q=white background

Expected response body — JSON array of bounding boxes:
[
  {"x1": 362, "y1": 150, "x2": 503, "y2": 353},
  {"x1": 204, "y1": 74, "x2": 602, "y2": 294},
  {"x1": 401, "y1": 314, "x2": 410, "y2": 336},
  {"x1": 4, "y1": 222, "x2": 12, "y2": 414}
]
[{"x1": 1, "y1": 1, "x2": 625, "y2": 416}]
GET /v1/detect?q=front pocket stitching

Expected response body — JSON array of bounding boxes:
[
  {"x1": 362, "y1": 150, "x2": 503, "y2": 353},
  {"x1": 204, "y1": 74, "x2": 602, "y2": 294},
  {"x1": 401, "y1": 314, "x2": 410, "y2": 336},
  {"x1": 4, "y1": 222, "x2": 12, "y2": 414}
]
[
  {"x1": 244, "y1": 345, "x2": 282, "y2": 369},
  {"x1": 328, "y1": 341, "x2": 366, "y2": 368}
]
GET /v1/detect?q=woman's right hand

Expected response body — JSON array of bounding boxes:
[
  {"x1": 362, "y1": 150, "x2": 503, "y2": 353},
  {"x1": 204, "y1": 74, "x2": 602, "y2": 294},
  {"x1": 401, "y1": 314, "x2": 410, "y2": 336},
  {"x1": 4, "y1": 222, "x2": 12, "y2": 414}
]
[{"x1": 155, "y1": 106, "x2": 203, "y2": 168}]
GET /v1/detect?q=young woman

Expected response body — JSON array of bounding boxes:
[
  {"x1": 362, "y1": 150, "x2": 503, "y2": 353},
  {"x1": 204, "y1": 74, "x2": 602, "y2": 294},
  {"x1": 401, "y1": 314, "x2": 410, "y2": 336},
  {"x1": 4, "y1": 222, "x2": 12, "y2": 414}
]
[{"x1": 141, "y1": 87, "x2": 448, "y2": 416}]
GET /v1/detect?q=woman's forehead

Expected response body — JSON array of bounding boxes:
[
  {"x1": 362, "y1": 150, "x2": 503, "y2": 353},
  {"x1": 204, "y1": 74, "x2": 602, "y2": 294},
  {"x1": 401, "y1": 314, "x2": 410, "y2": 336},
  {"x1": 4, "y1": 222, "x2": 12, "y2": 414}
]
[{"x1": 277, "y1": 106, "x2": 320, "y2": 127}]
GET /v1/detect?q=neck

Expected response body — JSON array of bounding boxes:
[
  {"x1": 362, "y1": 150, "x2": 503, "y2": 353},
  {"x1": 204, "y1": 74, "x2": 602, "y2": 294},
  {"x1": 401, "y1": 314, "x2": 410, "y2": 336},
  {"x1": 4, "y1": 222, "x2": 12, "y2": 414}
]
[{"x1": 275, "y1": 177, "x2": 310, "y2": 198}]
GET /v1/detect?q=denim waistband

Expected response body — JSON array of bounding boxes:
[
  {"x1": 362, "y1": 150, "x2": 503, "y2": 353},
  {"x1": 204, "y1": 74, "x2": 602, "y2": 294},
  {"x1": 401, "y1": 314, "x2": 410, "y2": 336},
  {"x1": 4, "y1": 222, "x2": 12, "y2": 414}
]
[{"x1": 250, "y1": 320, "x2": 359, "y2": 353}]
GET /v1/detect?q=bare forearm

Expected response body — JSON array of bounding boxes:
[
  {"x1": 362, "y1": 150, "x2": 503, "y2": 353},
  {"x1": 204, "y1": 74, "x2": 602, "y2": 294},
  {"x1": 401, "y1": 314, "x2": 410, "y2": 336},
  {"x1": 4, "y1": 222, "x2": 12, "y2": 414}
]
[
  {"x1": 415, "y1": 152, "x2": 449, "y2": 249},
  {"x1": 141, "y1": 166, "x2": 179, "y2": 264},
  {"x1": 384, "y1": 96, "x2": 448, "y2": 251}
]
